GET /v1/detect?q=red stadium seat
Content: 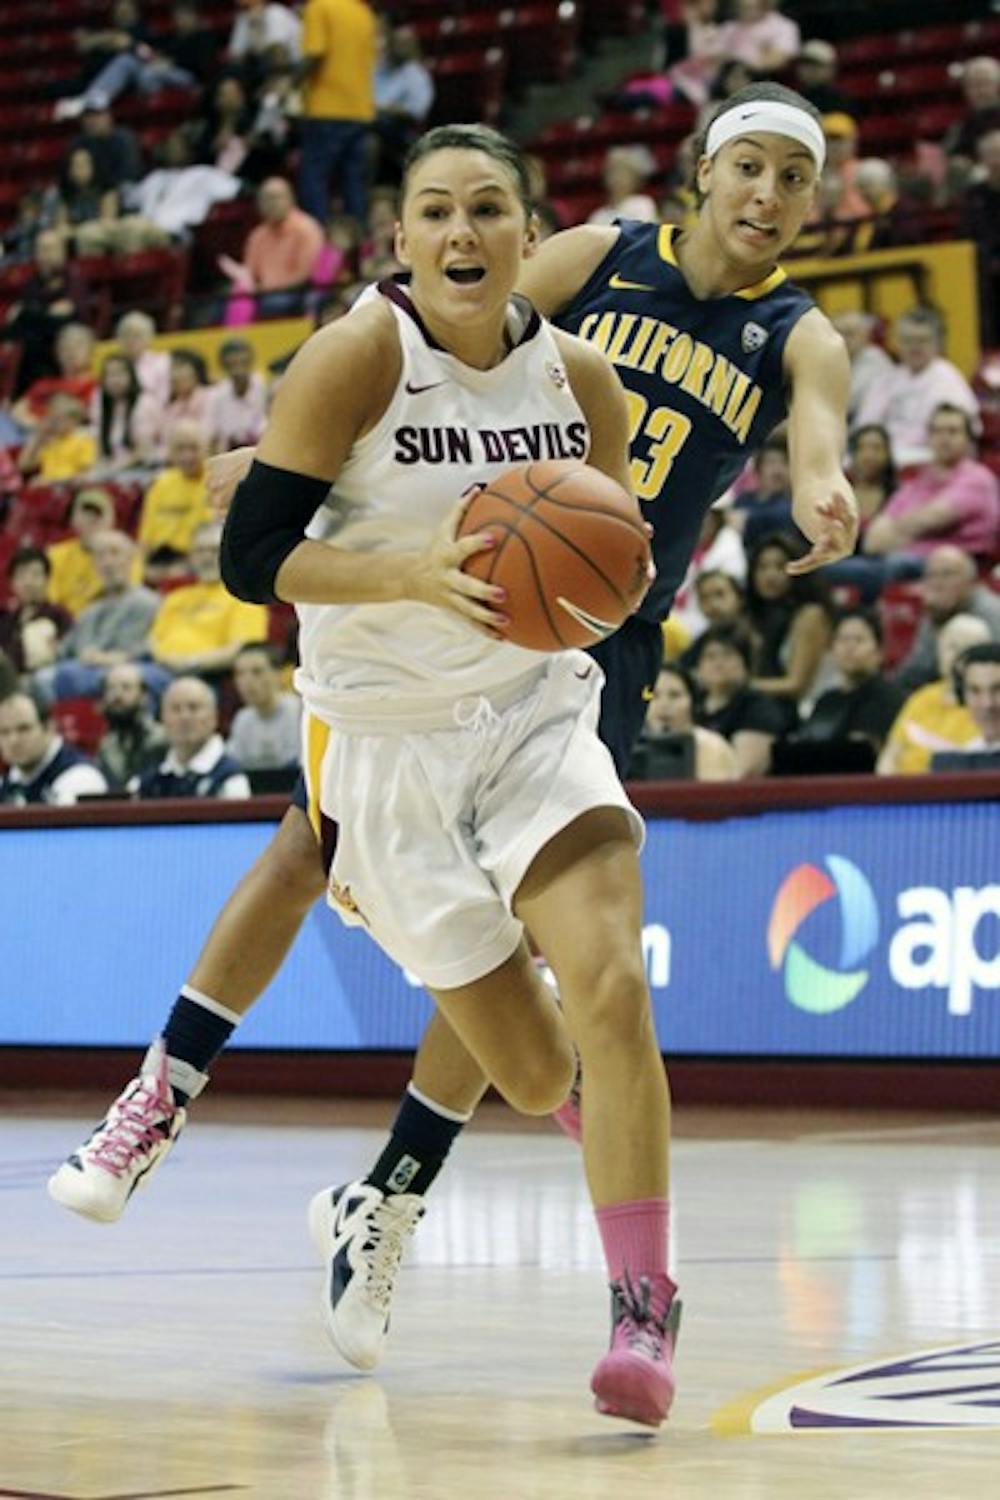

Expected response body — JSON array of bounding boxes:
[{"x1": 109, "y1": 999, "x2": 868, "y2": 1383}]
[
  {"x1": 74, "y1": 247, "x2": 190, "y2": 336},
  {"x1": 878, "y1": 583, "x2": 925, "y2": 671},
  {"x1": 51, "y1": 696, "x2": 107, "y2": 756},
  {"x1": 428, "y1": 48, "x2": 508, "y2": 128}
]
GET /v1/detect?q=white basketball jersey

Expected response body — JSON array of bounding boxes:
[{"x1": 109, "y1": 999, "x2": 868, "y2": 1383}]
[{"x1": 296, "y1": 280, "x2": 590, "y2": 731}]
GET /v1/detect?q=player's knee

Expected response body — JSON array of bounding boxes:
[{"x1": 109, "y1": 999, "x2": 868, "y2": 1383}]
[
  {"x1": 495, "y1": 1036, "x2": 576, "y2": 1117},
  {"x1": 568, "y1": 953, "x2": 653, "y2": 1055},
  {"x1": 265, "y1": 814, "x2": 327, "y2": 905}
]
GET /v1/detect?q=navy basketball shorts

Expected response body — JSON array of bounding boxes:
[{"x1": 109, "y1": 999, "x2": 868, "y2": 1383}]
[{"x1": 587, "y1": 614, "x2": 665, "y2": 777}]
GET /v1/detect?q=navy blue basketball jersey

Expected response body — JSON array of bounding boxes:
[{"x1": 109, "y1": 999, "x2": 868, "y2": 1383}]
[{"x1": 554, "y1": 220, "x2": 814, "y2": 623}]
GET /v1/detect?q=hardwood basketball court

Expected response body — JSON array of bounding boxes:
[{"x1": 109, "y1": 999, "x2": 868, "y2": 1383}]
[{"x1": 3, "y1": 1097, "x2": 999, "y2": 1499}]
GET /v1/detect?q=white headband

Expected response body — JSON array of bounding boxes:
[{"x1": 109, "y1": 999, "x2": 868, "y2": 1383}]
[{"x1": 705, "y1": 101, "x2": 826, "y2": 172}]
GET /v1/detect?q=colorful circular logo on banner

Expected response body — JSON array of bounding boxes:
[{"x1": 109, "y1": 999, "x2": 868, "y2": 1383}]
[{"x1": 768, "y1": 855, "x2": 880, "y2": 1013}]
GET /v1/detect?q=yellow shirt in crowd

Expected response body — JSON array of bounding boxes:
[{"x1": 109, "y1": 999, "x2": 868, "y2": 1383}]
[
  {"x1": 38, "y1": 430, "x2": 97, "y2": 481},
  {"x1": 150, "y1": 581, "x2": 268, "y2": 662},
  {"x1": 302, "y1": 0, "x2": 376, "y2": 120},
  {"x1": 883, "y1": 679, "x2": 980, "y2": 775},
  {"x1": 138, "y1": 469, "x2": 212, "y2": 556},
  {"x1": 46, "y1": 537, "x2": 103, "y2": 616}
]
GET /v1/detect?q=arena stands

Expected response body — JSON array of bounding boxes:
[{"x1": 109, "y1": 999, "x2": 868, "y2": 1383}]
[{"x1": 0, "y1": 0, "x2": 998, "y2": 793}]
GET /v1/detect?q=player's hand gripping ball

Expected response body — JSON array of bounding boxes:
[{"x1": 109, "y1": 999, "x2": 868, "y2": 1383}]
[{"x1": 458, "y1": 460, "x2": 653, "y2": 651}]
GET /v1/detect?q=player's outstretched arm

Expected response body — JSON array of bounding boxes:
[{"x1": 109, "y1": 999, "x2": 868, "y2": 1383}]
[
  {"x1": 517, "y1": 225, "x2": 619, "y2": 318},
  {"x1": 783, "y1": 309, "x2": 860, "y2": 576}
]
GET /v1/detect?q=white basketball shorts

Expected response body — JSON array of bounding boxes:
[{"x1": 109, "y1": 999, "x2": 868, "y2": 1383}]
[{"x1": 302, "y1": 653, "x2": 644, "y2": 991}]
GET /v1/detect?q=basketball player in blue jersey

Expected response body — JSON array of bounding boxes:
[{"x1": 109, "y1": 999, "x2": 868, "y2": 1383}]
[{"x1": 50, "y1": 94, "x2": 857, "y2": 1423}]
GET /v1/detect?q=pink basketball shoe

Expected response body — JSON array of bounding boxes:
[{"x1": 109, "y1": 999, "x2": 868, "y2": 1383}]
[{"x1": 590, "y1": 1272, "x2": 681, "y2": 1428}]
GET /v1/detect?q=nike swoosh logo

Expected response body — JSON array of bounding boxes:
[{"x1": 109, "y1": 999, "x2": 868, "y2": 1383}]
[
  {"x1": 405, "y1": 379, "x2": 445, "y2": 395},
  {"x1": 642, "y1": 685, "x2": 654, "y2": 701},
  {"x1": 574, "y1": 665, "x2": 594, "y2": 681},
  {"x1": 608, "y1": 273, "x2": 657, "y2": 292}
]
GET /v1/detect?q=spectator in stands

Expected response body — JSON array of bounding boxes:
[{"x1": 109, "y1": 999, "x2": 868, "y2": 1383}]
[
  {"x1": 720, "y1": 0, "x2": 800, "y2": 77},
  {"x1": 371, "y1": 22, "x2": 435, "y2": 184},
  {"x1": 45, "y1": 486, "x2": 118, "y2": 617},
  {"x1": 56, "y1": 0, "x2": 208, "y2": 119},
  {"x1": 227, "y1": 641, "x2": 301, "y2": 770},
  {"x1": 0, "y1": 651, "x2": 16, "y2": 699},
  {"x1": 892, "y1": 544, "x2": 1000, "y2": 697},
  {"x1": 833, "y1": 311, "x2": 893, "y2": 425},
  {"x1": 134, "y1": 674, "x2": 250, "y2": 799},
  {"x1": 692, "y1": 623, "x2": 786, "y2": 778},
  {"x1": 794, "y1": 39, "x2": 855, "y2": 119},
  {"x1": 588, "y1": 147, "x2": 659, "y2": 227},
  {"x1": 962, "y1": 129, "x2": 1000, "y2": 345},
  {"x1": 227, "y1": 0, "x2": 302, "y2": 86},
  {"x1": 746, "y1": 532, "x2": 833, "y2": 732},
  {"x1": 97, "y1": 660, "x2": 168, "y2": 791},
  {"x1": 115, "y1": 311, "x2": 171, "y2": 407},
  {"x1": 851, "y1": 159, "x2": 908, "y2": 251},
  {"x1": 945, "y1": 57, "x2": 1000, "y2": 174},
  {"x1": 297, "y1": 0, "x2": 377, "y2": 227},
  {"x1": 34, "y1": 529, "x2": 163, "y2": 703},
  {"x1": 672, "y1": 506, "x2": 747, "y2": 640},
  {"x1": 847, "y1": 423, "x2": 896, "y2": 528},
  {"x1": 0, "y1": 547, "x2": 74, "y2": 675},
  {"x1": 308, "y1": 212, "x2": 362, "y2": 308},
  {"x1": 819, "y1": 113, "x2": 868, "y2": 224},
  {"x1": 677, "y1": 570, "x2": 749, "y2": 665},
  {"x1": 794, "y1": 607, "x2": 904, "y2": 756},
  {"x1": 630, "y1": 662, "x2": 737, "y2": 781},
  {"x1": 69, "y1": 102, "x2": 143, "y2": 190},
  {"x1": 863, "y1": 403, "x2": 999, "y2": 567},
  {"x1": 878, "y1": 612, "x2": 991, "y2": 775},
  {"x1": 205, "y1": 339, "x2": 268, "y2": 453},
  {"x1": 12, "y1": 322, "x2": 97, "y2": 430},
  {"x1": 0, "y1": 230, "x2": 83, "y2": 396},
  {"x1": 43, "y1": 146, "x2": 118, "y2": 254},
  {"x1": 87, "y1": 353, "x2": 159, "y2": 479},
  {"x1": 358, "y1": 187, "x2": 400, "y2": 281},
  {"x1": 59, "y1": 0, "x2": 149, "y2": 112},
  {"x1": 17, "y1": 395, "x2": 96, "y2": 483},
  {"x1": 247, "y1": 52, "x2": 301, "y2": 182},
  {"x1": 125, "y1": 128, "x2": 243, "y2": 241},
  {"x1": 192, "y1": 76, "x2": 255, "y2": 177},
  {"x1": 218, "y1": 177, "x2": 325, "y2": 318},
  {"x1": 728, "y1": 437, "x2": 794, "y2": 551},
  {"x1": 158, "y1": 350, "x2": 212, "y2": 452},
  {"x1": 948, "y1": 643, "x2": 1000, "y2": 759},
  {"x1": 138, "y1": 421, "x2": 212, "y2": 566},
  {"x1": 149, "y1": 520, "x2": 268, "y2": 678},
  {"x1": 616, "y1": 1, "x2": 727, "y2": 112},
  {"x1": 856, "y1": 307, "x2": 980, "y2": 468},
  {"x1": 0, "y1": 687, "x2": 108, "y2": 805}
]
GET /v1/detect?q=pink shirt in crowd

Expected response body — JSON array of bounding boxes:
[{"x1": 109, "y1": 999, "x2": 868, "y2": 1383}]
[
  {"x1": 205, "y1": 374, "x2": 269, "y2": 452},
  {"x1": 244, "y1": 210, "x2": 325, "y2": 291},
  {"x1": 856, "y1": 356, "x2": 980, "y2": 466},
  {"x1": 134, "y1": 348, "x2": 172, "y2": 408},
  {"x1": 720, "y1": 11, "x2": 801, "y2": 70},
  {"x1": 883, "y1": 458, "x2": 1000, "y2": 556}
]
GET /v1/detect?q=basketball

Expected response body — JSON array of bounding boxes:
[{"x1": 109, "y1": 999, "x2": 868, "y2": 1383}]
[{"x1": 458, "y1": 459, "x2": 651, "y2": 652}]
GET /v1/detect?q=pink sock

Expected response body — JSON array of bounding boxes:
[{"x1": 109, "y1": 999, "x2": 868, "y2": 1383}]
[{"x1": 595, "y1": 1198, "x2": 676, "y2": 1316}]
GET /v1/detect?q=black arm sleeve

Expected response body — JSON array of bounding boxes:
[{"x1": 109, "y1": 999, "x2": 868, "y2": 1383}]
[{"x1": 220, "y1": 459, "x2": 333, "y2": 604}]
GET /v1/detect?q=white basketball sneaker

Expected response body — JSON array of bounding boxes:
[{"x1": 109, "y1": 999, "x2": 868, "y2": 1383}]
[
  {"x1": 308, "y1": 1179, "x2": 424, "y2": 1371},
  {"x1": 47, "y1": 1040, "x2": 196, "y2": 1223}
]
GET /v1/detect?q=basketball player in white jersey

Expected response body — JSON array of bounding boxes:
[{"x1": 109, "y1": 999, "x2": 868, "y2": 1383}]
[
  {"x1": 51, "y1": 105, "x2": 857, "y2": 1418},
  {"x1": 52, "y1": 126, "x2": 681, "y2": 1428}
]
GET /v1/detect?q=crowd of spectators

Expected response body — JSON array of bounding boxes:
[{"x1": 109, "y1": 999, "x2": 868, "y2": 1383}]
[{"x1": 0, "y1": 1, "x2": 998, "y2": 801}]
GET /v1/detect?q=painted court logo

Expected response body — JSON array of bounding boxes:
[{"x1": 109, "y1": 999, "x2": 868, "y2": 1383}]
[
  {"x1": 768, "y1": 855, "x2": 879, "y2": 1013},
  {"x1": 713, "y1": 1341, "x2": 1000, "y2": 1432}
]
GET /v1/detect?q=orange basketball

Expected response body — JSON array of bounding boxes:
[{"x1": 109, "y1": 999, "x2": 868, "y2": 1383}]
[{"x1": 458, "y1": 460, "x2": 651, "y2": 652}]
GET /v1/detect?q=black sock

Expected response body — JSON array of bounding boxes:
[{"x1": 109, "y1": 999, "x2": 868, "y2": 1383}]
[
  {"x1": 365, "y1": 1084, "x2": 471, "y2": 1198},
  {"x1": 160, "y1": 988, "x2": 240, "y2": 1105}
]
